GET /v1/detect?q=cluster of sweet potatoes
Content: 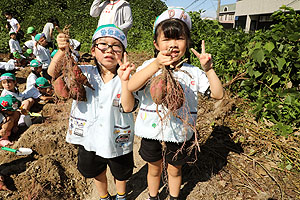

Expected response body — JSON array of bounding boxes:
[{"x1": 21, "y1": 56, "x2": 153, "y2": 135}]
[{"x1": 52, "y1": 55, "x2": 94, "y2": 102}]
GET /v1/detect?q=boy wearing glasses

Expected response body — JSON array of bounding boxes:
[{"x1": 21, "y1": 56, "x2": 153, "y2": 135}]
[{"x1": 48, "y1": 24, "x2": 138, "y2": 200}]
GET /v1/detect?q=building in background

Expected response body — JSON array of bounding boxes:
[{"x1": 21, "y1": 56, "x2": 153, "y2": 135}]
[
  {"x1": 219, "y1": 0, "x2": 300, "y2": 32},
  {"x1": 219, "y1": 3, "x2": 236, "y2": 29}
]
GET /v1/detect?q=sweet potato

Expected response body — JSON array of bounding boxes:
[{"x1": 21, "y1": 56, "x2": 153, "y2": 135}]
[
  {"x1": 150, "y1": 70, "x2": 185, "y2": 111},
  {"x1": 165, "y1": 79, "x2": 184, "y2": 110},
  {"x1": 150, "y1": 74, "x2": 167, "y2": 105},
  {"x1": 53, "y1": 76, "x2": 70, "y2": 100},
  {"x1": 68, "y1": 79, "x2": 87, "y2": 101},
  {"x1": 72, "y1": 64, "x2": 94, "y2": 90}
]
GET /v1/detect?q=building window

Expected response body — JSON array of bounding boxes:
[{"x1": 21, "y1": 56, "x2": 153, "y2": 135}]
[
  {"x1": 259, "y1": 15, "x2": 272, "y2": 22},
  {"x1": 223, "y1": 6, "x2": 228, "y2": 12}
]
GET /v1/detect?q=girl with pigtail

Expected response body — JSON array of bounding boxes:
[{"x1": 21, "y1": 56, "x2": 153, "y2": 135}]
[{"x1": 128, "y1": 8, "x2": 224, "y2": 200}]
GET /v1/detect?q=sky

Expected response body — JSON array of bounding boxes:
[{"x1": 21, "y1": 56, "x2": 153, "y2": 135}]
[{"x1": 164, "y1": 0, "x2": 237, "y2": 18}]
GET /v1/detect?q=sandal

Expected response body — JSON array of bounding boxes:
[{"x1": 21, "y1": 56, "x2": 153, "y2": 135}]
[{"x1": 0, "y1": 175, "x2": 8, "y2": 191}]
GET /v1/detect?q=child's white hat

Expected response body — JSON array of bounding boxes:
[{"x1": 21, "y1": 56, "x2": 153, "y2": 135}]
[
  {"x1": 153, "y1": 8, "x2": 192, "y2": 32},
  {"x1": 92, "y1": 24, "x2": 127, "y2": 48}
]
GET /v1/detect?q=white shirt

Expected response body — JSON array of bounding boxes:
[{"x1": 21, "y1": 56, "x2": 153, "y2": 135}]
[
  {"x1": 90, "y1": 0, "x2": 133, "y2": 35},
  {"x1": 66, "y1": 65, "x2": 135, "y2": 158},
  {"x1": 26, "y1": 72, "x2": 39, "y2": 90},
  {"x1": 24, "y1": 40, "x2": 35, "y2": 49},
  {"x1": 135, "y1": 58, "x2": 210, "y2": 143},
  {"x1": 33, "y1": 45, "x2": 51, "y2": 69},
  {"x1": 21, "y1": 86, "x2": 41, "y2": 99},
  {"x1": 7, "y1": 18, "x2": 19, "y2": 32},
  {"x1": 9, "y1": 39, "x2": 22, "y2": 53},
  {"x1": 42, "y1": 23, "x2": 54, "y2": 42},
  {"x1": 1, "y1": 89, "x2": 23, "y2": 101},
  {"x1": 0, "y1": 59, "x2": 16, "y2": 71}
]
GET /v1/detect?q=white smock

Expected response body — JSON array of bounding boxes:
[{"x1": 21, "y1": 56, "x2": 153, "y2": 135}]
[
  {"x1": 90, "y1": 0, "x2": 133, "y2": 35},
  {"x1": 21, "y1": 86, "x2": 41, "y2": 99},
  {"x1": 9, "y1": 39, "x2": 22, "y2": 53},
  {"x1": 66, "y1": 65, "x2": 135, "y2": 158},
  {"x1": 7, "y1": 18, "x2": 19, "y2": 33},
  {"x1": 135, "y1": 58, "x2": 210, "y2": 143},
  {"x1": 33, "y1": 45, "x2": 51, "y2": 69},
  {"x1": 0, "y1": 59, "x2": 16, "y2": 71},
  {"x1": 26, "y1": 72, "x2": 38, "y2": 90}
]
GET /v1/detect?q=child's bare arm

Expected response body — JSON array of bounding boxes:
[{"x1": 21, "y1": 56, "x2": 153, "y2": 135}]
[
  {"x1": 39, "y1": 96, "x2": 55, "y2": 102},
  {"x1": 117, "y1": 53, "x2": 136, "y2": 112},
  {"x1": 48, "y1": 33, "x2": 69, "y2": 78},
  {"x1": 191, "y1": 40, "x2": 224, "y2": 100}
]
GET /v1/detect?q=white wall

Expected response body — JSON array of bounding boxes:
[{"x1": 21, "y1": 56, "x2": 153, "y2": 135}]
[{"x1": 235, "y1": 0, "x2": 300, "y2": 16}]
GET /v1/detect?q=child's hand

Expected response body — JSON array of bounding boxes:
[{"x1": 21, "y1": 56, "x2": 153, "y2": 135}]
[
  {"x1": 155, "y1": 49, "x2": 174, "y2": 69},
  {"x1": 57, "y1": 33, "x2": 70, "y2": 51},
  {"x1": 117, "y1": 52, "x2": 135, "y2": 81},
  {"x1": 191, "y1": 40, "x2": 213, "y2": 72},
  {"x1": 19, "y1": 105, "x2": 29, "y2": 115}
]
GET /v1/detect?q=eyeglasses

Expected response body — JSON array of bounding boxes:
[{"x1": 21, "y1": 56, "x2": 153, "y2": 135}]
[{"x1": 95, "y1": 43, "x2": 123, "y2": 53}]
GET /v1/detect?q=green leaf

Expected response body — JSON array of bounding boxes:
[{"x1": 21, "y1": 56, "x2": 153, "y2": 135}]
[
  {"x1": 248, "y1": 65, "x2": 254, "y2": 76},
  {"x1": 264, "y1": 42, "x2": 275, "y2": 52},
  {"x1": 252, "y1": 49, "x2": 265, "y2": 65},
  {"x1": 277, "y1": 57, "x2": 286, "y2": 72},
  {"x1": 254, "y1": 42, "x2": 262, "y2": 49},
  {"x1": 285, "y1": 95, "x2": 292, "y2": 105},
  {"x1": 288, "y1": 33, "x2": 300, "y2": 41},
  {"x1": 278, "y1": 44, "x2": 284, "y2": 52},
  {"x1": 270, "y1": 75, "x2": 280, "y2": 86},
  {"x1": 295, "y1": 63, "x2": 300, "y2": 69},
  {"x1": 254, "y1": 71, "x2": 262, "y2": 78},
  {"x1": 270, "y1": 60, "x2": 275, "y2": 68}
]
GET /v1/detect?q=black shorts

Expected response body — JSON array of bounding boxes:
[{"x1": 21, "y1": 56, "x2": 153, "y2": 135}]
[
  {"x1": 139, "y1": 137, "x2": 193, "y2": 166},
  {"x1": 77, "y1": 145, "x2": 134, "y2": 181}
]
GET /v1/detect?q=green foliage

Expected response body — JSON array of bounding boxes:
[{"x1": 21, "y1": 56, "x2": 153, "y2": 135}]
[
  {"x1": 0, "y1": 0, "x2": 166, "y2": 53},
  {"x1": 189, "y1": 10, "x2": 252, "y2": 91},
  {"x1": 188, "y1": 6, "x2": 300, "y2": 136},
  {"x1": 127, "y1": 0, "x2": 167, "y2": 52},
  {"x1": 0, "y1": 26, "x2": 9, "y2": 53},
  {"x1": 239, "y1": 6, "x2": 300, "y2": 135}
]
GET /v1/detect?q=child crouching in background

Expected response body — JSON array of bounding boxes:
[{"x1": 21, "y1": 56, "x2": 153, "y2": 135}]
[{"x1": 0, "y1": 95, "x2": 21, "y2": 147}]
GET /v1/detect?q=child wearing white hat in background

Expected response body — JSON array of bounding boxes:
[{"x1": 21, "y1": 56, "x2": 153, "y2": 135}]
[
  {"x1": 48, "y1": 24, "x2": 137, "y2": 200},
  {"x1": 128, "y1": 8, "x2": 224, "y2": 200}
]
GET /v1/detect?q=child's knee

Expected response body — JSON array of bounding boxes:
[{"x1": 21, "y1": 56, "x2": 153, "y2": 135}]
[
  {"x1": 148, "y1": 165, "x2": 162, "y2": 177},
  {"x1": 167, "y1": 165, "x2": 182, "y2": 177},
  {"x1": 94, "y1": 170, "x2": 107, "y2": 181},
  {"x1": 0, "y1": 128, "x2": 11, "y2": 138}
]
